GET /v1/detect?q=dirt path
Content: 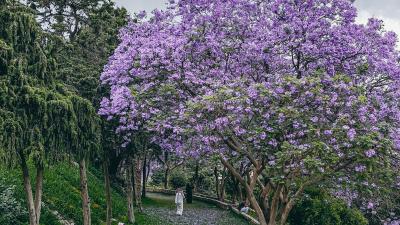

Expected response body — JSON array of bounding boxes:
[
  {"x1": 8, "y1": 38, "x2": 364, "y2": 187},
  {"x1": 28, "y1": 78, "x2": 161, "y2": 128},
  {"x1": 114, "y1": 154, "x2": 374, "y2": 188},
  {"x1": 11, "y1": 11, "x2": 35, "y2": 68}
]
[{"x1": 143, "y1": 192, "x2": 251, "y2": 225}]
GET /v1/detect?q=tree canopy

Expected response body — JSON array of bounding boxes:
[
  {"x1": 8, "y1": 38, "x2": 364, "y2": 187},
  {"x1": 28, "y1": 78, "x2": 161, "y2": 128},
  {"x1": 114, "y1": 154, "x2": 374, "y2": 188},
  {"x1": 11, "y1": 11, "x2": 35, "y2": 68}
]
[{"x1": 99, "y1": 0, "x2": 400, "y2": 224}]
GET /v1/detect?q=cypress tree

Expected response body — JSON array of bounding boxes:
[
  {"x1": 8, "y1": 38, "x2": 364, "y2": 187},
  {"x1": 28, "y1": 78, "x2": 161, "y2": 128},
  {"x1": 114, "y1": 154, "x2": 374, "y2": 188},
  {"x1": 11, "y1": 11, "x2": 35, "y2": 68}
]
[
  {"x1": 0, "y1": 1, "x2": 78, "y2": 225},
  {"x1": 25, "y1": 1, "x2": 128, "y2": 224}
]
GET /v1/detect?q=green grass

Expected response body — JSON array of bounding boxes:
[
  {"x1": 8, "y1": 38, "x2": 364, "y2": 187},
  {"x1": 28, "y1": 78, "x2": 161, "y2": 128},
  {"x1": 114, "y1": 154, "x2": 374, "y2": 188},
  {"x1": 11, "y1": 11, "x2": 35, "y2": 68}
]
[
  {"x1": 0, "y1": 162, "x2": 165, "y2": 225},
  {"x1": 143, "y1": 193, "x2": 215, "y2": 209},
  {"x1": 0, "y1": 163, "x2": 251, "y2": 225}
]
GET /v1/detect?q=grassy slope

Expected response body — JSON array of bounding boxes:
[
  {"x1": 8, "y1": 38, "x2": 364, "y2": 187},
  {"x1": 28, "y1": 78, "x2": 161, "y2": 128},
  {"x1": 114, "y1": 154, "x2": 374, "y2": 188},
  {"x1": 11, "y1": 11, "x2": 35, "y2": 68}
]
[{"x1": 0, "y1": 162, "x2": 164, "y2": 225}]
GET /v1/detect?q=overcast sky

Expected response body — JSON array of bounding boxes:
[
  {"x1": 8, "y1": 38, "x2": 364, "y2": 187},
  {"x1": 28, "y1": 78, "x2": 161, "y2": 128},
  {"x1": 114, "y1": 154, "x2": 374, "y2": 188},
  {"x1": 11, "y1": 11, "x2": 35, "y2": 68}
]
[{"x1": 114, "y1": 0, "x2": 400, "y2": 35}]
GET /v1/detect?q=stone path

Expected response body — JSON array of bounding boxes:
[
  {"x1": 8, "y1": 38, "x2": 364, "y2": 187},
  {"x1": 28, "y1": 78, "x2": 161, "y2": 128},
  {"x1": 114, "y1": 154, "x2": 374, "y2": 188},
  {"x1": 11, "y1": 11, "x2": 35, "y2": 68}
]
[{"x1": 144, "y1": 193, "x2": 250, "y2": 225}]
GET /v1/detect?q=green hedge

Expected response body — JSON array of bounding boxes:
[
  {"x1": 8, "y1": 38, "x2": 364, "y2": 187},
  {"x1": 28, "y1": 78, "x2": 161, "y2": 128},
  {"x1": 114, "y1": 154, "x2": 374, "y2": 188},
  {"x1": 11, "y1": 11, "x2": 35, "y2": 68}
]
[{"x1": 288, "y1": 188, "x2": 368, "y2": 225}]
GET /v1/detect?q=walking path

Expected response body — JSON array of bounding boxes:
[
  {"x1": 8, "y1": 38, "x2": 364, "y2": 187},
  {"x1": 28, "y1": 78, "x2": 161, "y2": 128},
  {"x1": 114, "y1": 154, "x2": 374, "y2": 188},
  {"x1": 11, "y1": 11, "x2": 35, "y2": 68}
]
[{"x1": 144, "y1": 192, "x2": 251, "y2": 225}]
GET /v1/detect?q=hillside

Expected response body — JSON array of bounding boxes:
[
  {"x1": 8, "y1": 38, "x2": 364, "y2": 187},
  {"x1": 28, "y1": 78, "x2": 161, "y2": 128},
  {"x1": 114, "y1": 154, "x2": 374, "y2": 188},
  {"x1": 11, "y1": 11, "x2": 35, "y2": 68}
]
[{"x1": 0, "y1": 162, "x2": 163, "y2": 225}]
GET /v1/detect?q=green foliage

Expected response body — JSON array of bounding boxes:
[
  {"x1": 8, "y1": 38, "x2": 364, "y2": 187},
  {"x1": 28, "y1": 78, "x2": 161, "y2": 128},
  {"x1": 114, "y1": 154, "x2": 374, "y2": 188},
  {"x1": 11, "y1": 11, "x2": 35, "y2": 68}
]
[
  {"x1": 288, "y1": 188, "x2": 368, "y2": 225},
  {"x1": 0, "y1": 166, "x2": 61, "y2": 225},
  {"x1": 0, "y1": 0, "x2": 89, "y2": 168},
  {"x1": 0, "y1": 163, "x2": 166, "y2": 225},
  {"x1": 0, "y1": 178, "x2": 27, "y2": 224},
  {"x1": 150, "y1": 168, "x2": 165, "y2": 186},
  {"x1": 170, "y1": 170, "x2": 188, "y2": 189}
]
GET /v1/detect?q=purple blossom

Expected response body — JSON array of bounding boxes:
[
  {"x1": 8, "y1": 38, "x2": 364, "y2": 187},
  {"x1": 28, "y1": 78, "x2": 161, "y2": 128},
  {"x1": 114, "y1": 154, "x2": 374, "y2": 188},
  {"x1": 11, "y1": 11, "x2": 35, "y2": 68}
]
[
  {"x1": 347, "y1": 128, "x2": 356, "y2": 141},
  {"x1": 268, "y1": 139, "x2": 278, "y2": 147},
  {"x1": 365, "y1": 149, "x2": 376, "y2": 158},
  {"x1": 355, "y1": 165, "x2": 366, "y2": 172},
  {"x1": 98, "y1": 0, "x2": 400, "y2": 220},
  {"x1": 311, "y1": 116, "x2": 319, "y2": 123},
  {"x1": 367, "y1": 202, "x2": 374, "y2": 209}
]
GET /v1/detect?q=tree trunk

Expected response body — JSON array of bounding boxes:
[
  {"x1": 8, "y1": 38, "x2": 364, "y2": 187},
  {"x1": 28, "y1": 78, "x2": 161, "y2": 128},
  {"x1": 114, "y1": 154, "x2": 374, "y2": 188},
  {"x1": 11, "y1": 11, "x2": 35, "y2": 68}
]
[
  {"x1": 247, "y1": 189, "x2": 268, "y2": 225},
  {"x1": 134, "y1": 158, "x2": 143, "y2": 212},
  {"x1": 132, "y1": 169, "x2": 136, "y2": 203},
  {"x1": 219, "y1": 168, "x2": 226, "y2": 202},
  {"x1": 220, "y1": 178, "x2": 225, "y2": 202},
  {"x1": 164, "y1": 166, "x2": 169, "y2": 189},
  {"x1": 142, "y1": 155, "x2": 147, "y2": 198},
  {"x1": 280, "y1": 203, "x2": 294, "y2": 225},
  {"x1": 79, "y1": 159, "x2": 91, "y2": 225},
  {"x1": 103, "y1": 159, "x2": 112, "y2": 225},
  {"x1": 238, "y1": 182, "x2": 244, "y2": 202},
  {"x1": 125, "y1": 159, "x2": 135, "y2": 224},
  {"x1": 34, "y1": 165, "x2": 44, "y2": 223},
  {"x1": 193, "y1": 162, "x2": 199, "y2": 192},
  {"x1": 231, "y1": 175, "x2": 239, "y2": 204},
  {"x1": 163, "y1": 151, "x2": 169, "y2": 189},
  {"x1": 220, "y1": 157, "x2": 268, "y2": 225},
  {"x1": 146, "y1": 159, "x2": 151, "y2": 182},
  {"x1": 267, "y1": 185, "x2": 282, "y2": 225},
  {"x1": 214, "y1": 167, "x2": 220, "y2": 199},
  {"x1": 21, "y1": 156, "x2": 37, "y2": 225}
]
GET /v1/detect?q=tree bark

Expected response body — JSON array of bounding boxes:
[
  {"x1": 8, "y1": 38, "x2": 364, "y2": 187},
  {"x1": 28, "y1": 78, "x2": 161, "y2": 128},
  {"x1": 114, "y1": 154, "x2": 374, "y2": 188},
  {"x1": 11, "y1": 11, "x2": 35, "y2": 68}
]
[
  {"x1": 268, "y1": 185, "x2": 282, "y2": 225},
  {"x1": 231, "y1": 174, "x2": 237, "y2": 204},
  {"x1": 163, "y1": 151, "x2": 169, "y2": 189},
  {"x1": 194, "y1": 162, "x2": 199, "y2": 192},
  {"x1": 103, "y1": 159, "x2": 112, "y2": 225},
  {"x1": 238, "y1": 182, "x2": 243, "y2": 202},
  {"x1": 164, "y1": 166, "x2": 169, "y2": 189},
  {"x1": 214, "y1": 167, "x2": 220, "y2": 199},
  {"x1": 79, "y1": 159, "x2": 91, "y2": 225},
  {"x1": 247, "y1": 187, "x2": 268, "y2": 225},
  {"x1": 34, "y1": 165, "x2": 44, "y2": 223},
  {"x1": 280, "y1": 202, "x2": 294, "y2": 225},
  {"x1": 134, "y1": 158, "x2": 143, "y2": 212},
  {"x1": 142, "y1": 155, "x2": 147, "y2": 198},
  {"x1": 219, "y1": 168, "x2": 226, "y2": 202},
  {"x1": 125, "y1": 159, "x2": 135, "y2": 224},
  {"x1": 279, "y1": 185, "x2": 306, "y2": 225},
  {"x1": 21, "y1": 156, "x2": 37, "y2": 225},
  {"x1": 146, "y1": 159, "x2": 151, "y2": 182},
  {"x1": 220, "y1": 156, "x2": 268, "y2": 225}
]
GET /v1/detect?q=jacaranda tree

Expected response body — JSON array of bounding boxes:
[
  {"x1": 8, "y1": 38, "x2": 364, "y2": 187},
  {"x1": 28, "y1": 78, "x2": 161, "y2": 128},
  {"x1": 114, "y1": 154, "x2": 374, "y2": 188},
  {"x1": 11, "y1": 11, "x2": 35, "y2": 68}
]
[{"x1": 100, "y1": 1, "x2": 400, "y2": 224}]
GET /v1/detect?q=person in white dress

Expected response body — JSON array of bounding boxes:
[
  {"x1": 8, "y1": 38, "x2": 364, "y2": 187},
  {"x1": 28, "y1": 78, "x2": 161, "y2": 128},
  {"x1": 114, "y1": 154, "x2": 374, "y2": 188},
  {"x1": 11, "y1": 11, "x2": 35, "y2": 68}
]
[{"x1": 175, "y1": 188, "x2": 185, "y2": 215}]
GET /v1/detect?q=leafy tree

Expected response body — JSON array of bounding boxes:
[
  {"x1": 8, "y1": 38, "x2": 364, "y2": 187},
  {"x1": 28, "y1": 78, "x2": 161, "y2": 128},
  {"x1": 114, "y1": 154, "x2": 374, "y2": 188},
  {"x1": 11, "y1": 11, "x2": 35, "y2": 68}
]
[
  {"x1": 28, "y1": 0, "x2": 103, "y2": 41},
  {"x1": 24, "y1": 1, "x2": 127, "y2": 224},
  {"x1": 0, "y1": 1, "x2": 85, "y2": 225},
  {"x1": 100, "y1": 1, "x2": 400, "y2": 225},
  {"x1": 170, "y1": 170, "x2": 188, "y2": 189}
]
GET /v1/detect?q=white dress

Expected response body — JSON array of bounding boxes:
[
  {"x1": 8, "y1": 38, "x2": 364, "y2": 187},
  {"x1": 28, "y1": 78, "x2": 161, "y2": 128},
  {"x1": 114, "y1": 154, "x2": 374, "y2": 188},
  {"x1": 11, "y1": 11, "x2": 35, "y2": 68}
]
[{"x1": 175, "y1": 192, "x2": 185, "y2": 215}]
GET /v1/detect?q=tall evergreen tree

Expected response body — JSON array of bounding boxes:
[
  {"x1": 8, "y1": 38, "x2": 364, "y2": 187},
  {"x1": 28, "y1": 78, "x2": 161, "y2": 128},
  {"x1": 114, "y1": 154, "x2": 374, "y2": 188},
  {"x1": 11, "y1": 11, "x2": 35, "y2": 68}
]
[
  {"x1": 0, "y1": 1, "x2": 85, "y2": 224},
  {"x1": 26, "y1": 1, "x2": 128, "y2": 224}
]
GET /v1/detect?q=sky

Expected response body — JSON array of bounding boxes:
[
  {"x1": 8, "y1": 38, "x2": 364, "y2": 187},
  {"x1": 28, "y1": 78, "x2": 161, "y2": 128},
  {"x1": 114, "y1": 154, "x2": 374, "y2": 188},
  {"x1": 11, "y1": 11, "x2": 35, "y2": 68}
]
[{"x1": 114, "y1": 0, "x2": 400, "y2": 36}]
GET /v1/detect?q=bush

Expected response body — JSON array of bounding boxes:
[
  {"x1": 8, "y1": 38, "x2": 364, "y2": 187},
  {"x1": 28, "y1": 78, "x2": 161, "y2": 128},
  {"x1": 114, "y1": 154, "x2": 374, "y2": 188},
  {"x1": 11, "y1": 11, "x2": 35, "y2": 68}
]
[
  {"x1": 170, "y1": 171, "x2": 187, "y2": 189},
  {"x1": 150, "y1": 169, "x2": 165, "y2": 186},
  {"x1": 288, "y1": 188, "x2": 368, "y2": 225},
  {"x1": 0, "y1": 178, "x2": 27, "y2": 225}
]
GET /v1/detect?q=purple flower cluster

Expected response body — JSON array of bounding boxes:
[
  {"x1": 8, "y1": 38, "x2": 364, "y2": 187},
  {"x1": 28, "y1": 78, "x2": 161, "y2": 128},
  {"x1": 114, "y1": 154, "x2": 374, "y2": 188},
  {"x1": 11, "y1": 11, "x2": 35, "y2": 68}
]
[{"x1": 99, "y1": 0, "x2": 400, "y2": 218}]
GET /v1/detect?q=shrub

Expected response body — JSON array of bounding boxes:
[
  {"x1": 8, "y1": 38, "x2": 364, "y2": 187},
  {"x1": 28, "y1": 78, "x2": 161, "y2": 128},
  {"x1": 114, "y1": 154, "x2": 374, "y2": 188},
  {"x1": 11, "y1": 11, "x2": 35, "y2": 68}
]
[
  {"x1": 288, "y1": 188, "x2": 368, "y2": 225},
  {"x1": 150, "y1": 169, "x2": 165, "y2": 186},
  {"x1": 170, "y1": 171, "x2": 187, "y2": 189},
  {"x1": 0, "y1": 178, "x2": 27, "y2": 225}
]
